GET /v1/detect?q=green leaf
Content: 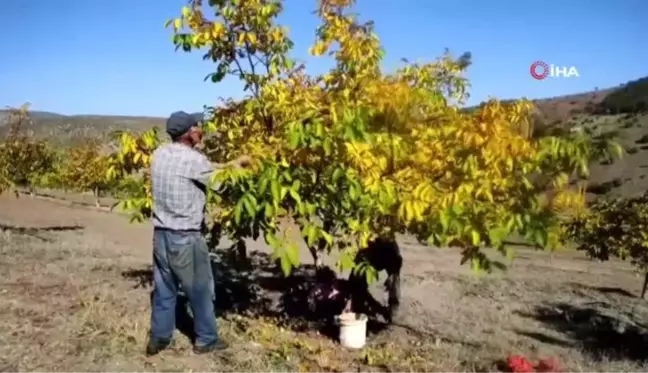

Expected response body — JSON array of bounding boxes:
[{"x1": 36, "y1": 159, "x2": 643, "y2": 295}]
[
  {"x1": 440, "y1": 209, "x2": 450, "y2": 230},
  {"x1": 264, "y1": 202, "x2": 273, "y2": 218},
  {"x1": 289, "y1": 188, "x2": 301, "y2": 203},
  {"x1": 280, "y1": 255, "x2": 292, "y2": 277},
  {"x1": 320, "y1": 230, "x2": 333, "y2": 245},
  {"x1": 488, "y1": 227, "x2": 507, "y2": 247},
  {"x1": 243, "y1": 194, "x2": 256, "y2": 217},
  {"x1": 314, "y1": 121, "x2": 324, "y2": 137},
  {"x1": 349, "y1": 185, "x2": 358, "y2": 200},
  {"x1": 533, "y1": 228, "x2": 548, "y2": 248},
  {"x1": 234, "y1": 201, "x2": 243, "y2": 224},
  {"x1": 297, "y1": 200, "x2": 306, "y2": 215},
  {"x1": 206, "y1": 70, "x2": 227, "y2": 83},
  {"x1": 323, "y1": 138, "x2": 332, "y2": 155},
  {"x1": 303, "y1": 224, "x2": 317, "y2": 247},
  {"x1": 288, "y1": 127, "x2": 300, "y2": 148},
  {"x1": 282, "y1": 170, "x2": 292, "y2": 182},
  {"x1": 471, "y1": 230, "x2": 481, "y2": 246},
  {"x1": 332, "y1": 167, "x2": 344, "y2": 183},
  {"x1": 364, "y1": 265, "x2": 378, "y2": 285},
  {"x1": 265, "y1": 232, "x2": 278, "y2": 249},
  {"x1": 337, "y1": 250, "x2": 356, "y2": 272},
  {"x1": 258, "y1": 175, "x2": 270, "y2": 194},
  {"x1": 286, "y1": 242, "x2": 300, "y2": 267},
  {"x1": 270, "y1": 180, "x2": 280, "y2": 202}
]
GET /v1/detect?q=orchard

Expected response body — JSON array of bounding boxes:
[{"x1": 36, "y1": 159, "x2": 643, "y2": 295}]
[
  {"x1": 0, "y1": 105, "x2": 117, "y2": 204},
  {"x1": 0, "y1": 0, "x2": 628, "y2": 284},
  {"x1": 3, "y1": 2, "x2": 648, "y2": 372}
]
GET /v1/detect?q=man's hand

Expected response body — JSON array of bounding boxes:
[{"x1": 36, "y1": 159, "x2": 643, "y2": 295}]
[
  {"x1": 211, "y1": 155, "x2": 252, "y2": 170},
  {"x1": 230, "y1": 155, "x2": 252, "y2": 169}
]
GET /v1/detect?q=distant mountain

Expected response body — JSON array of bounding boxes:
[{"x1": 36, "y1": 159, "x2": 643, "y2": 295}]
[
  {"x1": 23, "y1": 110, "x2": 67, "y2": 119},
  {"x1": 0, "y1": 111, "x2": 165, "y2": 145}
]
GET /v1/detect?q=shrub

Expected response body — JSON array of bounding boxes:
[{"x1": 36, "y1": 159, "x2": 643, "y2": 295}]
[
  {"x1": 0, "y1": 104, "x2": 56, "y2": 195},
  {"x1": 564, "y1": 192, "x2": 648, "y2": 297}
]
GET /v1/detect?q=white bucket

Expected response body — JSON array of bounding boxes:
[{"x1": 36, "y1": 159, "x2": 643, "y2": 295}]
[{"x1": 336, "y1": 312, "x2": 368, "y2": 349}]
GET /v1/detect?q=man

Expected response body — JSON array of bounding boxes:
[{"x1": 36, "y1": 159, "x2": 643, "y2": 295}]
[
  {"x1": 146, "y1": 111, "x2": 250, "y2": 356},
  {"x1": 346, "y1": 237, "x2": 402, "y2": 323},
  {"x1": 309, "y1": 237, "x2": 402, "y2": 324}
]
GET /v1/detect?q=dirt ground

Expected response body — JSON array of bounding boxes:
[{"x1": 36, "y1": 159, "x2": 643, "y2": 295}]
[{"x1": 2, "y1": 193, "x2": 648, "y2": 372}]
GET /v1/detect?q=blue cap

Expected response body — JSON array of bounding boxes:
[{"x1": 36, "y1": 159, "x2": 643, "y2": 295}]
[{"x1": 166, "y1": 111, "x2": 204, "y2": 139}]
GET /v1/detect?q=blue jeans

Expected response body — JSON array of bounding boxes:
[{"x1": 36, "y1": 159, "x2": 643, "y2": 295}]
[{"x1": 150, "y1": 228, "x2": 218, "y2": 347}]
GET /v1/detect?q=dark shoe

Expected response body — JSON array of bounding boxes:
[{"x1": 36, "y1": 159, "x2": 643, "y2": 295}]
[
  {"x1": 146, "y1": 338, "x2": 173, "y2": 356},
  {"x1": 193, "y1": 340, "x2": 228, "y2": 354}
]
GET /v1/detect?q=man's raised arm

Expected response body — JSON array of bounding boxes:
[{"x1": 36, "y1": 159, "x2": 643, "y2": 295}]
[{"x1": 190, "y1": 153, "x2": 251, "y2": 191}]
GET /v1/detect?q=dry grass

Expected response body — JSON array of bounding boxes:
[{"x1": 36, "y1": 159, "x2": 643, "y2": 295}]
[
  {"x1": 1, "y1": 195, "x2": 648, "y2": 372},
  {"x1": 2, "y1": 198, "x2": 648, "y2": 372},
  {"x1": 0, "y1": 227, "x2": 471, "y2": 372}
]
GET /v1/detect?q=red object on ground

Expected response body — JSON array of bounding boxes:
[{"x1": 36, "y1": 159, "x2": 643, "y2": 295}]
[
  {"x1": 507, "y1": 355, "x2": 535, "y2": 373},
  {"x1": 536, "y1": 357, "x2": 561, "y2": 372}
]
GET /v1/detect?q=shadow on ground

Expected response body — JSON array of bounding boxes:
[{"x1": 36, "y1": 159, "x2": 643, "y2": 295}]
[
  {"x1": 0, "y1": 223, "x2": 84, "y2": 242},
  {"x1": 121, "y1": 249, "x2": 392, "y2": 342},
  {"x1": 516, "y1": 301, "x2": 648, "y2": 362},
  {"x1": 584, "y1": 285, "x2": 637, "y2": 298}
]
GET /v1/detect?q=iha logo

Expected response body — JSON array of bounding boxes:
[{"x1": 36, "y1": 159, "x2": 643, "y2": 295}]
[{"x1": 530, "y1": 61, "x2": 579, "y2": 80}]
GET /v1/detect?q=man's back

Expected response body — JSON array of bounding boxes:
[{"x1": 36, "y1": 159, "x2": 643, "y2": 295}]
[{"x1": 150, "y1": 142, "x2": 211, "y2": 231}]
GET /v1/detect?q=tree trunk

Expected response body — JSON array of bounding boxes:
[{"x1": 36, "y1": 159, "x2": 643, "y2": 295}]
[
  {"x1": 309, "y1": 219, "x2": 333, "y2": 268},
  {"x1": 233, "y1": 239, "x2": 249, "y2": 271},
  {"x1": 207, "y1": 222, "x2": 223, "y2": 252},
  {"x1": 237, "y1": 240, "x2": 247, "y2": 261},
  {"x1": 93, "y1": 187, "x2": 101, "y2": 208},
  {"x1": 641, "y1": 272, "x2": 648, "y2": 299}
]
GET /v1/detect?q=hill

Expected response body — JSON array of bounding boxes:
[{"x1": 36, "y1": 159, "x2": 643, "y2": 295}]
[
  {"x1": 1, "y1": 76, "x2": 647, "y2": 198},
  {"x1": 461, "y1": 77, "x2": 648, "y2": 199},
  {"x1": 0, "y1": 110, "x2": 165, "y2": 146},
  {"x1": 528, "y1": 77, "x2": 648, "y2": 199}
]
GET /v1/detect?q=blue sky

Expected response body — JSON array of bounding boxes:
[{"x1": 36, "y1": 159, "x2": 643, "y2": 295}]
[{"x1": 1, "y1": 0, "x2": 646, "y2": 117}]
